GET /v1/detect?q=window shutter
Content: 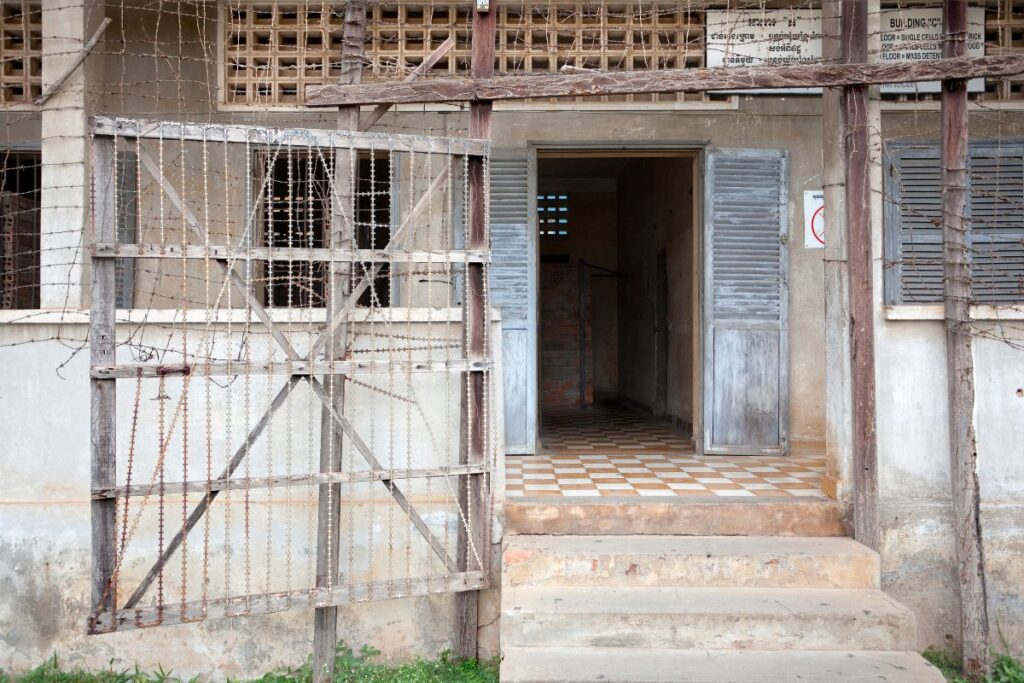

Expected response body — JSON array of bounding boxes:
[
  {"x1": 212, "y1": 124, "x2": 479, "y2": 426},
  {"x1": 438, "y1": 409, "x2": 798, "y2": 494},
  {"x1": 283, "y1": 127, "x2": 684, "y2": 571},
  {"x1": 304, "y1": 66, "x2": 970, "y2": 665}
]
[
  {"x1": 703, "y1": 148, "x2": 788, "y2": 455},
  {"x1": 489, "y1": 153, "x2": 537, "y2": 454},
  {"x1": 886, "y1": 142, "x2": 1024, "y2": 305},
  {"x1": 968, "y1": 147, "x2": 1024, "y2": 303}
]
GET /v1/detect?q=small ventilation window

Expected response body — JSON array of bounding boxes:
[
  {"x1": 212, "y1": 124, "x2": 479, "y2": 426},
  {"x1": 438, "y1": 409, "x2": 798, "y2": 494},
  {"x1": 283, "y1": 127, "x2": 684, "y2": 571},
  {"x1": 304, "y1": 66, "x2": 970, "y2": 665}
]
[{"x1": 537, "y1": 193, "x2": 569, "y2": 238}]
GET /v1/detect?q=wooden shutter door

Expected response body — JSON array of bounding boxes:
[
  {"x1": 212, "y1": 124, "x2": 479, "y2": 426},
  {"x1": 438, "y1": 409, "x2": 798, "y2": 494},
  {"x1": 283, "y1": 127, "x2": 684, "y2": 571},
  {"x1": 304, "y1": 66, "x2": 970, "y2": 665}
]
[
  {"x1": 702, "y1": 148, "x2": 789, "y2": 455},
  {"x1": 489, "y1": 152, "x2": 538, "y2": 454}
]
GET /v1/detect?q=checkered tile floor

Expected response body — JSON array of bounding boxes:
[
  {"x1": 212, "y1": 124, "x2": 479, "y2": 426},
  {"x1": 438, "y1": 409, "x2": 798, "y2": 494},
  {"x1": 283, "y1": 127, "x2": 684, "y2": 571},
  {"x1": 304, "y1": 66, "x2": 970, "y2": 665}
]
[
  {"x1": 540, "y1": 406, "x2": 693, "y2": 454},
  {"x1": 505, "y1": 452, "x2": 827, "y2": 498}
]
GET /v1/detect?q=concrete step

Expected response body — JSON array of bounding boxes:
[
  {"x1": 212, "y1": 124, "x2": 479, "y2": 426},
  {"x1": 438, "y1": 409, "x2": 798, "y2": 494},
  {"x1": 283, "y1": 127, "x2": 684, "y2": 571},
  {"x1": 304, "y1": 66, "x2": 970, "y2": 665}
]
[
  {"x1": 504, "y1": 535, "x2": 880, "y2": 589},
  {"x1": 504, "y1": 498, "x2": 844, "y2": 536},
  {"x1": 501, "y1": 586, "x2": 917, "y2": 651},
  {"x1": 500, "y1": 647, "x2": 946, "y2": 682}
]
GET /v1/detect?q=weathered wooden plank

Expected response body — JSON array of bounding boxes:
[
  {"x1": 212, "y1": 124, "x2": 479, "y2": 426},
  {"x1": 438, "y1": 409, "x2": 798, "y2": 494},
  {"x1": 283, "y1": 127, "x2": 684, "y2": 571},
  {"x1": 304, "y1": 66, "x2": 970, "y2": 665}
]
[
  {"x1": 942, "y1": 1, "x2": 990, "y2": 678},
  {"x1": 121, "y1": 377, "x2": 303, "y2": 610},
  {"x1": 844, "y1": 0, "x2": 881, "y2": 551},
  {"x1": 90, "y1": 571, "x2": 487, "y2": 634},
  {"x1": 89, "y1": 137, "x2": 118, "y2": 629},
  {"x1": 90, "y1": 358, "x2": 490, "y2": 379},
  {"x1": 455, "y1": 4, "x2": 495, "y2": 662},
  {"x1": 306, "y1": 55, "x2": 1024, "y2": 106},
  {"x1": 90, "y1": 243, "x2": 487, "y2": 264},
  {"x1": 91, "y1": 116, "x2": 488, "y2": 157},
  {"x1": 92, "y1": 464, "x2": 491, "y2": 500},
  {"x1": 360, "y1": 36, "x2": 456, "y2": 131}
]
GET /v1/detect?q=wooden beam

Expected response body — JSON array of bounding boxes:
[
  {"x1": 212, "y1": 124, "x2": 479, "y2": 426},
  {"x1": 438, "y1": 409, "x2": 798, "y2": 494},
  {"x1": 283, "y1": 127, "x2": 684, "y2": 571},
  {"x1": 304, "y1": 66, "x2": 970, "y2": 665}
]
[
  {"x1": 35, "y1": 17, "x2": 111, "y2": 106},
  {"x1": 844, "y1": 0, "x2": 880, "y2": 550},
  {"x1": 360, "y1": 36, "x2": 456, "y2": 131},
  {"x1": 305, "y1": 55, "x2": 1024, "y2": 106},
  {"x1": 89, "y1": 137, "x2": 117, "y2": 630},
  {"x1": 91, "y1": 571, "x2": 487, "y2": 634},
  {"x1": 91, "y1": 116, "x2": 487, "y2": 157},
  {"x1": 455, "y1": 4, "x2": 495, "y2": 662},
  {"x1": 90, "y1": 243, "x2": 487, "y2": 264},
  {"x1": 942, "y1": 1, "x2": 991, "y2": 678},
  {"x1": 90, "y1": 358, "x2": 490, "y2": 379},
  {"x1": 314, "y1": 1, "x2": 366, "y2": 676}
]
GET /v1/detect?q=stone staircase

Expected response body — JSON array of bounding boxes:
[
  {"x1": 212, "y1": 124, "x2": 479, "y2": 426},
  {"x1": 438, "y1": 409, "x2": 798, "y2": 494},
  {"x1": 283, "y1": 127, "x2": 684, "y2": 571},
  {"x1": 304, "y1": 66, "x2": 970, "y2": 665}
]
[{"x1": 499, "y1": 498, "x2": 944, "y2": 682}]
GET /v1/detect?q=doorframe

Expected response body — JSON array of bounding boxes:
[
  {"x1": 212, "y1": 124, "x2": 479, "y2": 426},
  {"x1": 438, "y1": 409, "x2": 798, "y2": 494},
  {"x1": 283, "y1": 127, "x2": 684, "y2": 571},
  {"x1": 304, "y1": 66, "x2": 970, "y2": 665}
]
[{"x1": 527, "y1": 141, "x2": 708, "y2": 452}]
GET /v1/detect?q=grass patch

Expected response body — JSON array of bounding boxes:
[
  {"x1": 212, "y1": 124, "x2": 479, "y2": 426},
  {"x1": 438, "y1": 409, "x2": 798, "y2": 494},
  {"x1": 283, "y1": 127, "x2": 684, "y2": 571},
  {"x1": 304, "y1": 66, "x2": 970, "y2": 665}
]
[
  {"x1": 1, "y1": 645, "x2": 499, "y2": 683},
  {"x1": 924, "y1": 649, "x2": 1024, "y2": 683}
]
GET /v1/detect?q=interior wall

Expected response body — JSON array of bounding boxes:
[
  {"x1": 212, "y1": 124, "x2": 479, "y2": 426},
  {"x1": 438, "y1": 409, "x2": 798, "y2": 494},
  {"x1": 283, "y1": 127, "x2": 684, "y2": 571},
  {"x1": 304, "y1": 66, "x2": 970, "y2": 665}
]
[
  {"x1": 537, "y1": 181, "x2": 618, "y2": 408},
  {"x1": 615, "y1": 157, "x2": 695, "y2": 426}
]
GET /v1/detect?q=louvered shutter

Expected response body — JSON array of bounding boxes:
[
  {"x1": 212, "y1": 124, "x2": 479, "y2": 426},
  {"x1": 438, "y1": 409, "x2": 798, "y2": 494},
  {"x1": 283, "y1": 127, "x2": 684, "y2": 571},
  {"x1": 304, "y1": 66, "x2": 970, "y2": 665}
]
[
  {"x1": 489, "y1": 153, "x2": 537, "y2": 454},
  {"x1": 968, "y1": 146, "x2": 1024, "y2": 303},
  {"x1": 702, "y1": 149, "x2": 789, "y2": 456},
  {"x1": 885, "y1": 142, "x2": 1024, "y2": 304}
]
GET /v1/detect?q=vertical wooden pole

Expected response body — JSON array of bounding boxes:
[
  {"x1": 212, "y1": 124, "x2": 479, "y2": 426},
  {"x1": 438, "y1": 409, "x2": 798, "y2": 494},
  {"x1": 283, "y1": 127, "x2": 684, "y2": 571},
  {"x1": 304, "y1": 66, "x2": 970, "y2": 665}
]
[
  {"x1": 90, "y1": 137, "x2": 117, "y2": 628},
  {"x1": 842, "y1": 0, "x2": 880, "y2": 550},
  {"x1": 941, "y1": 1, "x2": 990, "y2": 677},
  {"x1": 313, "y1": 2, "x2": 365, "y2": 679},
  {"x1": 822, "y1": 0, "x2": 853, "y2": 509},
  {"x1": 455, "y1": 2, "x2": 495, "y2": 661}
]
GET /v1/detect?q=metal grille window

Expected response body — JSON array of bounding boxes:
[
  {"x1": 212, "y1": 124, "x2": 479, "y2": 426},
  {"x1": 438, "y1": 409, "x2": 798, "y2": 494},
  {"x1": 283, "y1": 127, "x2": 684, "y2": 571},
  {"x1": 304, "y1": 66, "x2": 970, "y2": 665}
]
[
  {"x1": 114, "y1": 152, "x2": 138, "y2": 308},
  {"x1": 537, "y1": 193, "x2": 568, "y2": 237},
  {"x1": 0, "y1": 150, "x2": 39, "y2": 309},
  {"x1": 884, "y1": 141, "x2": 1024, "y2": 305},
  {"x1": 260, "y1": 152, "x2": 391, "y2": 308},
  {"x1": 0, "y1": 0, "x2": 41, "y2": 105},
  {"x1": 221, "y1": 1, "x2": 707, "y2": 106}
]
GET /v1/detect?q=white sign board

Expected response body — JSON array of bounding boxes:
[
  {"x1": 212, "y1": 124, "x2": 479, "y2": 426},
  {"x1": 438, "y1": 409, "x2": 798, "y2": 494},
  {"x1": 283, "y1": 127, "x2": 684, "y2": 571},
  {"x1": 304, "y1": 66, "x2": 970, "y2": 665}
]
[
  {"x1": 705, "y1": 10, "x2": 822, "y2": 94},
  {"x1": 706, "y1": 8, "x2": 986, "y2": 96},
  {"x1": 878, "y1": 8, "x2": 986, "y2": 94},
  {"x1": 804, "y1": 190, "x2": 825, "y2": 249}
]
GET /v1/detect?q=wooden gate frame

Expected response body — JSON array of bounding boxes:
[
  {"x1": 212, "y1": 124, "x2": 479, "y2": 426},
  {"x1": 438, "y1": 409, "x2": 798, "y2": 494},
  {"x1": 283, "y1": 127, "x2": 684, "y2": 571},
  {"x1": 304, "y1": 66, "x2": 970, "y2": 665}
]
[{"x1": 88, "y1": 117, "x2": 492, "y2": 633}]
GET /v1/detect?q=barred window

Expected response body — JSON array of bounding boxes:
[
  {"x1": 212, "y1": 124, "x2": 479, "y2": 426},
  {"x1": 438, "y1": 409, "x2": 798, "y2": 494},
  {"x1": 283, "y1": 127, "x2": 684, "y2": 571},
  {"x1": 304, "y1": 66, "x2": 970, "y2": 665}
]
[
  {"x1": 0, "y1": 150, "x2": 39, "y2": 309},
  {"x1": 1, "y1": 0, "x2": 41, "y2": 105}
]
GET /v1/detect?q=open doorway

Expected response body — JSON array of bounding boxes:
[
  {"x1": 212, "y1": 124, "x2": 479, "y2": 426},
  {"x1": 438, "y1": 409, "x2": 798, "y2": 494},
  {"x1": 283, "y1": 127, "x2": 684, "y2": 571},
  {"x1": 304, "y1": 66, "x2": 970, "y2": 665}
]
[{"x1": 536, "y1": 151, "x2": 699, "y2": 454}]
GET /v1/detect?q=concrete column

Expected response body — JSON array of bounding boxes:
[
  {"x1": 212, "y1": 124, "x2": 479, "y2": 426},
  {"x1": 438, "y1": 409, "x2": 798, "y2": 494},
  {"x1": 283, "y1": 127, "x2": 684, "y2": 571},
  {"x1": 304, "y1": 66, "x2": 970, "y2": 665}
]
[{"x1": 39, "y1": 0, "x2": 102, "y2": 309}]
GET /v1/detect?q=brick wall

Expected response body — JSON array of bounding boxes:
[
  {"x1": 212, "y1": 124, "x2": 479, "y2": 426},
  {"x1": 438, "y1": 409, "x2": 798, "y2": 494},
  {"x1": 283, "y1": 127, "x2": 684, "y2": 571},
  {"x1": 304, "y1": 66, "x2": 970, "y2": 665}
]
[{"x1": 540, "y1": 262, "x2": 593, "y2": 408}]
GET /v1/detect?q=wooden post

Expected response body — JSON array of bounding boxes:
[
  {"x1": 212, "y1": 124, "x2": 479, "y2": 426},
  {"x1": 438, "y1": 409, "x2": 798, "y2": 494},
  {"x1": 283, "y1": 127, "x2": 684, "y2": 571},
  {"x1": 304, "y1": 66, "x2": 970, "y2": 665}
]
[
  {"x1": 842, "y1": 0, "x2": 880, "y2": 550},
  {"x1": 821, "y1": 0, "x2": 853, "y2": 508},
  {"x1": 90, "y1": 137, "x2": 117, "y2": 629},
  {"x1": 941, "y1": 0, "x2": 990, "y2": 677},
  {"x1": 313, "y1": 1, "x2": 365, "y2": 679},
  {"x1": 455, "y1": 3, "x2": 495, "y2": 661}
]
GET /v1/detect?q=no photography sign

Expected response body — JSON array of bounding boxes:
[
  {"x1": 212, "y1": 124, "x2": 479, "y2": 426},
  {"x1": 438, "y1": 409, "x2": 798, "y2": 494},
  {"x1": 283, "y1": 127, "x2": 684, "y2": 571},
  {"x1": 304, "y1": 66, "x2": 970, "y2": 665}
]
[{"x1": 804, "y1": 190, "x2": 825, "y2": 249}]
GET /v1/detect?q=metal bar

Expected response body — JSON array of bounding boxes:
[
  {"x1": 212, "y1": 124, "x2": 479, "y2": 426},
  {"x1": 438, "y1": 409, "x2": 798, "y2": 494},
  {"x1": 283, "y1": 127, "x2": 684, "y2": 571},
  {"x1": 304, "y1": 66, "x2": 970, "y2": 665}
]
[
  {"x1": 90, "y1": 243, "x2": 487, "y2": 263},
  {"x1": 121, "y1": 377, "x2": 302, "y2": 610},
  {"x1": 89, "y1": 571, "x2": 488, "y2": 634},
  {"x1": 91, "y1": 358, "x2": 490, "y2": 379},
  {"x1": 91, "y1": 116, "x2": 488, "y2": 157},
  {"x1": 308, "y1": 377, "x2": 459, "y2": 573},
  {"x1": 136, "y1": 147, "x2": 301, "y2": 362},
  {"x1": 92, "y1": 464, "x2": 491, "y2": 500}
]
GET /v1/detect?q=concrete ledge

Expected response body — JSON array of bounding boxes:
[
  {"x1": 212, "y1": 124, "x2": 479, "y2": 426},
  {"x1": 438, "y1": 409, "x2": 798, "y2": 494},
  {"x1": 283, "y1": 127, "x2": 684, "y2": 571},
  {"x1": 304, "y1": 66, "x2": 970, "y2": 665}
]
[{"x1": 505, "y1": 497, "x2": 845, "y2": 536}]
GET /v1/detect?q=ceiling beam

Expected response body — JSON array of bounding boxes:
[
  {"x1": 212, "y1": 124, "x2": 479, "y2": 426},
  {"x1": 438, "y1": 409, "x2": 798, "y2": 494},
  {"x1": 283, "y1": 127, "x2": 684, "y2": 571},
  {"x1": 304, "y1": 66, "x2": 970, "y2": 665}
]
[{"x1": 305, "y1": 55, "x2": 1024, "y2": 106}]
